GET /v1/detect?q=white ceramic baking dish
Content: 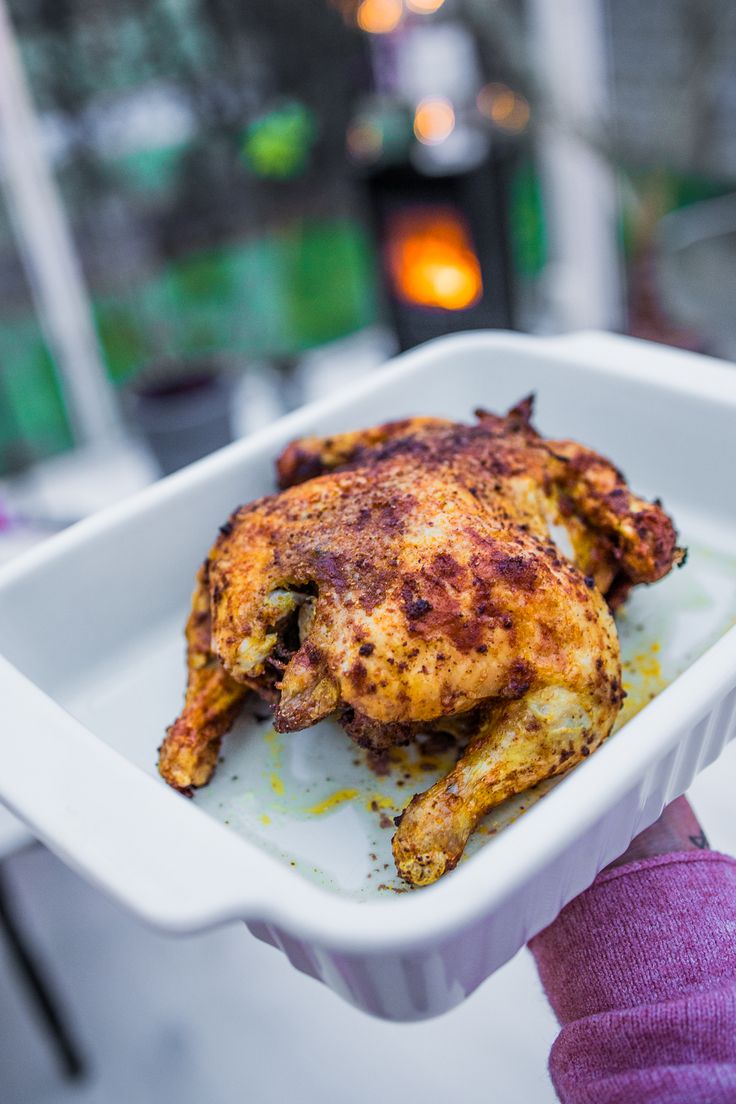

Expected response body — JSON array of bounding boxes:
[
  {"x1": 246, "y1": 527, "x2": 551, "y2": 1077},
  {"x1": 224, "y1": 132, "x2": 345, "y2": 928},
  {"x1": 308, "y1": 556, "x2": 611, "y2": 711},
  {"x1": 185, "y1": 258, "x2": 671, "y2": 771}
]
[{"x1": 1, "y1": 331, "x2": 735, "y2": 1022}]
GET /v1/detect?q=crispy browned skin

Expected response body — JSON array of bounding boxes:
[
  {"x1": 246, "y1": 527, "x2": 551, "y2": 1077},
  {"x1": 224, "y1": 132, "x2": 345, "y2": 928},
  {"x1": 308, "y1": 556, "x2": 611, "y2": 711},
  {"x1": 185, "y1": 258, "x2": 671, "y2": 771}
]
[
  {"x1": 159, "y1": 398, "x2": 684, "y2": 884},
  {"x1": 158, "y1": 564, "x2": 250, "y2": 790}
]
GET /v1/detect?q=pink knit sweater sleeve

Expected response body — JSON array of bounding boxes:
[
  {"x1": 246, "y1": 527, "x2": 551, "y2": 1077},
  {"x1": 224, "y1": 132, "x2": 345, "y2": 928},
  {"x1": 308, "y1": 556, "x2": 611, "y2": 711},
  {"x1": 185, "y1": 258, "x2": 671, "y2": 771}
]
[{"x1": 529, "y1": 851, "x2": 736, "y2": 1104}]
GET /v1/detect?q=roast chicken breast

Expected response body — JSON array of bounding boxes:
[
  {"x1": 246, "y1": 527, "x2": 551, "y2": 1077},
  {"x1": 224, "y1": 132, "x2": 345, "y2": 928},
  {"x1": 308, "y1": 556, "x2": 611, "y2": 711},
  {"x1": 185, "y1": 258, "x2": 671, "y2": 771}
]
[{"x1": 158, "y1": 398, "x2": 683, "y2": 885}]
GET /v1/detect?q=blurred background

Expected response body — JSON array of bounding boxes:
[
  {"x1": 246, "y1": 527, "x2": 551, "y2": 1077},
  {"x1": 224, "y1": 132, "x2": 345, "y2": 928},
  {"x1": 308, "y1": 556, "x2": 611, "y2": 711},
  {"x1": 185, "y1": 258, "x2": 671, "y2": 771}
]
[
  {"x1": 1, "y1": 1, "x2": 736, "y2": 1100},
  {"x1": 2, "y1": 0, "x2": 736, "y2": 517}
]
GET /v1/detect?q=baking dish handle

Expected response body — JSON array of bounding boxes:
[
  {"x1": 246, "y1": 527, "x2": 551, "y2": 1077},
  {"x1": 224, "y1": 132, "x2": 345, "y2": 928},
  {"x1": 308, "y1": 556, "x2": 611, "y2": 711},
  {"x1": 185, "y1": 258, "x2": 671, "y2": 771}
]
[{"x1": 0, "y1": 656, "x2": 287, "y2": 930}]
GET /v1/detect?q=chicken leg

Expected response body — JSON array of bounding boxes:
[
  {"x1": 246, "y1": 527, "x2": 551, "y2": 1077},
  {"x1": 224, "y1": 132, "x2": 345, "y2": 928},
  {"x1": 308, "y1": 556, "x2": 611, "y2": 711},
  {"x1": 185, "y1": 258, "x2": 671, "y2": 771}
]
[{"x1": 393, "y1": 684, "x2": 610, "y2": 885}]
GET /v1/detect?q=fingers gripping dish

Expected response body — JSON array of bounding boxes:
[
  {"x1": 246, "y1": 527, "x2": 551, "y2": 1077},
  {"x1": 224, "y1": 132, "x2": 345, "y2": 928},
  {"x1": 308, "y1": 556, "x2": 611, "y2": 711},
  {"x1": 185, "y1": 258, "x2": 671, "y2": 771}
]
[{"x1": 158, "y1": 398, "x2": 684, "y2": 886}]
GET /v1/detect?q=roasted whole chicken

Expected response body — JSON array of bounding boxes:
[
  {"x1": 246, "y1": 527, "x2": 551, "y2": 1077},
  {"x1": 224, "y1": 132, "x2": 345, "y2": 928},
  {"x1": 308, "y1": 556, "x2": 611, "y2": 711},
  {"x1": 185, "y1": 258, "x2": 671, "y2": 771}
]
[{"x1": 159, "y1": 399, "x2": 683, "y2": 886}]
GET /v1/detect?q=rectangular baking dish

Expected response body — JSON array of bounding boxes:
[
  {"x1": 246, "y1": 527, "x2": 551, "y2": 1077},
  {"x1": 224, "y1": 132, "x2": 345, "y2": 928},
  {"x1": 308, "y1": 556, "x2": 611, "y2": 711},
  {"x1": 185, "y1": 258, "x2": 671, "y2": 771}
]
[{"x1": 1, "y1": 330, "x2": 735, "y2": 1022}]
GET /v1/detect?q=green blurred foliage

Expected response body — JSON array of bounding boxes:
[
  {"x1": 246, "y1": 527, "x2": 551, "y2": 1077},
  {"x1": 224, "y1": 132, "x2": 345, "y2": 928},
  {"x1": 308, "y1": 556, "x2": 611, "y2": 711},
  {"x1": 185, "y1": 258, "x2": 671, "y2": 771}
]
[
  {"x1": 1, "y1": 214, "x2": 378, "y2": 474},
  {"x1": 93, "y1": 219, "x2": 378, "y2": 382},
  {"x1": 0, "y1": 0, "x2": 372, "y2": 474},
  {"x1": 242, "y1": 103, "x2": 317, "y2": 179},
  {"x1": 0, "y1": 218, "x2": 378, "y2": 468},
  {"x1": 0, "y1": 319, "x2": 73, "y2": 466},
  {"x1": 112, "y1": 144, "x2": 189, "y2": 198},
  {"x1": 509, "y1": 158, "x2": 546, "y2": 280}
]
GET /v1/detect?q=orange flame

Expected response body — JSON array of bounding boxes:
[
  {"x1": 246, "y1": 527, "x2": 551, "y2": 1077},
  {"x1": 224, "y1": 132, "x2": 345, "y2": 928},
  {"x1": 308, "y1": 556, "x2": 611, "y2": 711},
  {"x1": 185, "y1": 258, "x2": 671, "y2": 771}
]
[{"x1": 387, "y1": 209, "x2": 483, "y2": 311}]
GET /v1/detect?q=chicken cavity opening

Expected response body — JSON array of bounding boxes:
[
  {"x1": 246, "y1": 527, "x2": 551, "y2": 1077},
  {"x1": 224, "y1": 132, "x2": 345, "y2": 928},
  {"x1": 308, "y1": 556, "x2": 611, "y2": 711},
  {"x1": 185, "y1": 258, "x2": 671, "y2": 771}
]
[
  {"x1": 271, "y1": 584, "x2": 317, "y2": 651},
  {"x1": 235, "y1": 583, "x2": 318, "y2": 679}
]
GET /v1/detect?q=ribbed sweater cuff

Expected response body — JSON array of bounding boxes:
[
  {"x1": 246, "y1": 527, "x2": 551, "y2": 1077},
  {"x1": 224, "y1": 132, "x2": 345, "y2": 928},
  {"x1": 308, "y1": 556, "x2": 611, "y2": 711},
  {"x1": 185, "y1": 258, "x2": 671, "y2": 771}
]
[{"x1": 529, "y1": 851, "x2": 736, "y2": 1025}]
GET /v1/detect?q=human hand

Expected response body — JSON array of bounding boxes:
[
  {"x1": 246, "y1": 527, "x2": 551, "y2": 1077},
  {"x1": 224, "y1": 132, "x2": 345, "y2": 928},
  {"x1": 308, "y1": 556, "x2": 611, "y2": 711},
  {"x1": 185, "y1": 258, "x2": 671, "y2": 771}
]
[{"x1": 605, "y1": 794, "x2": 708, "y2": 870}]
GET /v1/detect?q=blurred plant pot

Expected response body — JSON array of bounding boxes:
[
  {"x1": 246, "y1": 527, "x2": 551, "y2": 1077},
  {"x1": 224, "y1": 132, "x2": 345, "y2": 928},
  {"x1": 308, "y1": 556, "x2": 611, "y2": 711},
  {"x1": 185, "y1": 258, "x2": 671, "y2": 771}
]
[{"x1": 125, "y1": 364, "x2": 234, "y2": 476}]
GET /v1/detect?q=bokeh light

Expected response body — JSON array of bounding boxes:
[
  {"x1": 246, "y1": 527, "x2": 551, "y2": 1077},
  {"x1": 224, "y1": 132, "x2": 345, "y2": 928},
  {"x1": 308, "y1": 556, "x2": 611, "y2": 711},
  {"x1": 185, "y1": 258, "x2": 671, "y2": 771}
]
[
  {"x1": 387, "y1": 208, "x2": 483, "y2": 311},
  {"x1": 413, "y1": 97, "x2": 455, "y2": 144},
  {"x1": 357, "y1": 0, "x2": 403, "y2": 34},
  {"x1": 406, "y1": 0, "x2": 446, "y2": 13},
  {"x1": 476, "y1": 83, "x2": 530, "y2": 133}
]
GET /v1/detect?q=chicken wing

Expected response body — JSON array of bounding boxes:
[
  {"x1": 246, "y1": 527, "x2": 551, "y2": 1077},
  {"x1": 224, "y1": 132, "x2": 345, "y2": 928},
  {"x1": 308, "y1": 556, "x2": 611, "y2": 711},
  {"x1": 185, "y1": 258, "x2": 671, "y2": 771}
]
[{"x1": 158, "y1": 563, "x2": 250, "y2": 790}]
